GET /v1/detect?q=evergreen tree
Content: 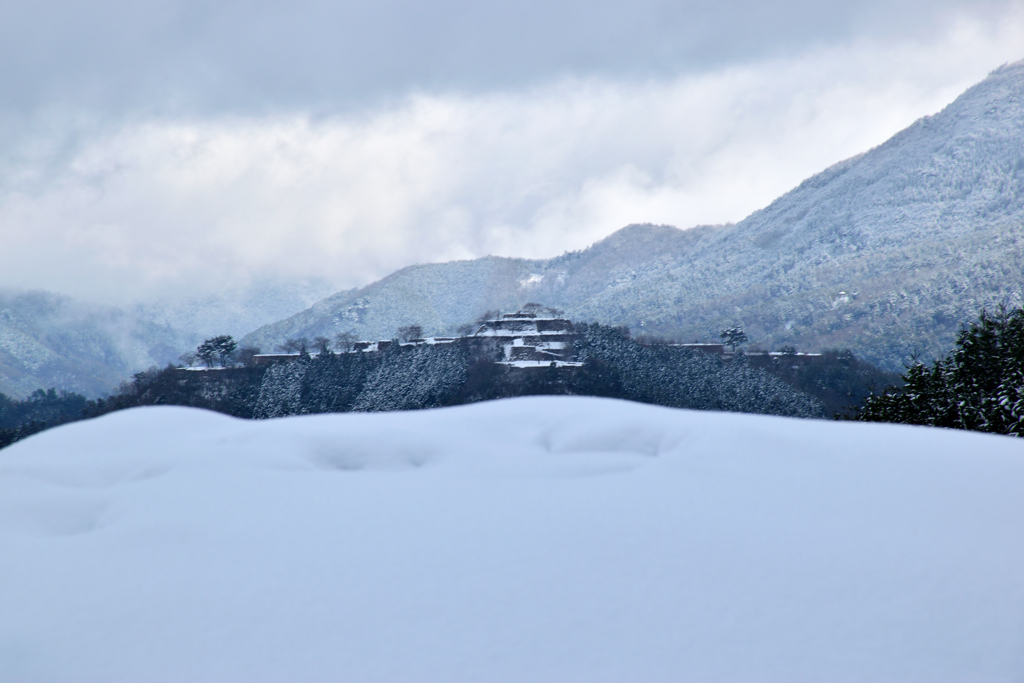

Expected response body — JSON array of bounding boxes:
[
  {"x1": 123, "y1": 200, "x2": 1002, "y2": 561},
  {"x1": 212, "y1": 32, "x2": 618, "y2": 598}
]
[
  {"x1": 856, "y1": 305, "x2": 1024, "y2": 435},
  {"x1": 720, "y1": 327, "x2": 748, "y2": 351},
  {"x1": 196, "y1": 335, "x2": 238, "y2": 368}
]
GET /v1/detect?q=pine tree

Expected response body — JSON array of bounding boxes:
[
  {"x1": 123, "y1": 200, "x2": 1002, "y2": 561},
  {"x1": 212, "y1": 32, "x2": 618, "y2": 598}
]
[{"x1": 856, "y1": 305, "x2": 1024, "y2": 435}]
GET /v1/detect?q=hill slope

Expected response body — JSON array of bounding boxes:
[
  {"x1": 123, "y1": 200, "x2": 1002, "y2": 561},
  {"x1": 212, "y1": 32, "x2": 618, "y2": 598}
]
[
  {"x1": 2, "y1": 397, "x2": 1022, "y2": 681},
  {"x1": 245, "y1": 61, "x2": 1024, "y2": 370},
  {"x1": 588, "y1": 58, "x2": 1024, "y2": 367}
]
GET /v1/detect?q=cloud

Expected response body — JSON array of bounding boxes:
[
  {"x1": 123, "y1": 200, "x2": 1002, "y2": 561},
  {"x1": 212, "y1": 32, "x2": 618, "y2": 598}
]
[
  {"x1": 0, "y1": 0, "x2": 1017, "y2": 116},
  {"x1": 0, "y1": 7, "x2": 1021, "y2": 305}
]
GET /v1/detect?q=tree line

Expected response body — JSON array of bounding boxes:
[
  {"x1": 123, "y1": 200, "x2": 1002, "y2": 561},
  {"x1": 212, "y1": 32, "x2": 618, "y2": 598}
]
[
  {"x1": 3, "y1": 306, "x2": 1021, "y2": 450},
  {"x1": 853, "y1": 305, "x2": 1024, "y2": 435}
]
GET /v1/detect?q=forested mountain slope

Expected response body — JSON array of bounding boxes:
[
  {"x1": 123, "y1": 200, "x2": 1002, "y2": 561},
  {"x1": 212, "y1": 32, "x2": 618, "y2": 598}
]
[
  {"x1": 0, "y1": 290, "x2": 188, "y2": 397},
  {"x1": 239, "y1": 224, "x2": 729, "y2": 351},
  {"x1": 246, "y1": 61, "x2": 1024, "y2": 370},
  {"x1": 592, "y1": 59, "x2": 1024, "y2": 368}
]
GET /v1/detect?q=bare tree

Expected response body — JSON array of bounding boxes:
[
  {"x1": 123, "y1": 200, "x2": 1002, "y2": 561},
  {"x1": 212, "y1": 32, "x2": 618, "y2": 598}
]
[
  {"x1": 397, "y1": 324, "x2": 424, "y2": 342},
  {"x1": 277, "y1": 338, "x2": 310, "y2": 354},
  {"x1": 237, "y1": 346, "x2": 262, "y2": 366},
  {"x1": 313, "y1": 336, "x2": 332, "y2": 355},
  {"x1": 334, "y1": 331, "x2": 357, "y2": 352}
]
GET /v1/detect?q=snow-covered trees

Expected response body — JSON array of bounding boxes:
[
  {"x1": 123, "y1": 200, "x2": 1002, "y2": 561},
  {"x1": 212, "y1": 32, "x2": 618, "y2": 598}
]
[
  {"x1": 253, "y1": 358, "x2": 308, "y2": 419},
  {"x1": 351, "y1": 343, "x2": 466, "y2": 411},
  {"x1": 253, "y1": 341, "x2": 473, "y2": 416},
  {"x1": 247, "y1": 326, "x2": 823, "y2": 419},
  {"x1": 573, "y1": 324, "x2": 822, "y2": 418},
  {"x1": 857, "y1": 305, "x2": 1024, "y2": 435},
  {"x1": 196, "y1": 335, "x2": 238, "y2": 367},
  {"x1": 3, "y1": 323, "x2": 834, "y2": 448},
  {"x1": 334, "y1": 332, "x2": 357, "y2": 352},
  {"x1": 0, "y1": 389, "x2": 90, "y2": 449}
]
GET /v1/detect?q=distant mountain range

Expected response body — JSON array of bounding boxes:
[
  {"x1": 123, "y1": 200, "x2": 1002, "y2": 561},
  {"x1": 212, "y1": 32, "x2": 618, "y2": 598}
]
[
  {"x1": 131, "y1": 277, "x2": 336, "y2": 347},
  {"x1": 0, "y1": 279, "x2": 335, "y2": 398},
  {"x1": 244, "y1": 60, "x2": 1024, "y2": 371},
  {"x1": 0, "y1": 290, "x2": 187, "y2": 398}
]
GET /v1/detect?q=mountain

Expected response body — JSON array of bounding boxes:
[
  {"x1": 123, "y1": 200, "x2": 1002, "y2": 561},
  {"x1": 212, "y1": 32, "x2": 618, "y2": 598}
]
[
  {"x1": 0, "y1": 290, "x2": 190, "y2": 398},
  {"x1": 0, "y1": 276, "x2": 337, "y2": 398},
  {"x1": 244, "y1": 60, "x2": 1024, "y2": 370},
  {"x1": 132, "y1": 277, "x2": 337, "y2": 342},
  {"x1": 240, "y1": 224, "x2": 727, "y2": 351}
]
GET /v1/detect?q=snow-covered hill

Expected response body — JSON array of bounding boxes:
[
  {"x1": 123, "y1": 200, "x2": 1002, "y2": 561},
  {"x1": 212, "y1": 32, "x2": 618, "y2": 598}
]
[
  {"x1": 245, "y1": 60, "x2": 1024, "y2": 369},
  {"x1": 2, "y1": 396, "x2": 1022, "y2": 681}
]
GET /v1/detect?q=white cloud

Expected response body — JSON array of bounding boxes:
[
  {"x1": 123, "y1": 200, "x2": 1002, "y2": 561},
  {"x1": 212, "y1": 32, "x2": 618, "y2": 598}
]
[{"x1": 0, "y1": 9, "x2": 1021, "y2": 305}]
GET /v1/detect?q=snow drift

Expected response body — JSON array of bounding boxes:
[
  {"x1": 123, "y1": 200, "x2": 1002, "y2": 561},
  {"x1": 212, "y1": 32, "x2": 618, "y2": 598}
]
[{"x1": 1, "y1": 396, "x2": 1022, "y2": 682}]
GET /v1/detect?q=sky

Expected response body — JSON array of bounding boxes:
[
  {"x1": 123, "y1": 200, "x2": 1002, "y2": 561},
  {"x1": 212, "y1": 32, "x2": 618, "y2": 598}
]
[{"x1": 0, "y1": 0, "x2": 1022, "y2": 306}]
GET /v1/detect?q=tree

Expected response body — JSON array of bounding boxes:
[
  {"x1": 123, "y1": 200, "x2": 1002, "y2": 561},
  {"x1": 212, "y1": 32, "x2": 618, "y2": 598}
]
[
  {"x1": 720, "y1": 327, "x2": 748, "y2": 351},
  {"x1": 334, "y1": 331, "x2": 357, "y2": 352},
  {"x1": 196, "y1": 340, "x2": 217, "y2": 368},
  {"x1": 313, "y1": 336, "x2": 332, "y2": 355},
  {"x1": 397, "y1": 324, "x2": 424, "y2": 342},
  {"x1": 856, "y1": 305, "x2": 1024, "y2": 435},
  {"x1": 277, "y1": 337, "x2": 309, "y2": 354},
  {"x1": 178, "y1": 351, "x2": 198, "y2": 368},
  {"x1": 197, "y1": 335, "x2": 238, "y2": 367},
  {"x1": 237, "y1": 346, "x2": 262, "y2": 366},
  {"x1": 214, "y1": 336, "x2": 238, "y2": 367}
]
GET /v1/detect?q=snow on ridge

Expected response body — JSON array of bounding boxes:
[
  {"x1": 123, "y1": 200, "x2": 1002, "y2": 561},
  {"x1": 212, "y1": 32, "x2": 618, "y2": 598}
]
[{"x1": 1, "y1": 396, "x2": 1023, "y2": 682}]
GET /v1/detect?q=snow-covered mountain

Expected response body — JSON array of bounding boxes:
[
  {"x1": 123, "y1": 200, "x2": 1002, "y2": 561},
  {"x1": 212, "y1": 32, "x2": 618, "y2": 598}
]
[
  {"x1": 245, "y1": 60, "x2": 1024, "y2": 370},
  {"x1": 0, "y1": 290, "x2": 190, "y2": 398},
  {"x1": 0, "y1": 277, "x2": 337, "y2": 398},
  {"x1": 132, "y1": 276, "x2": 337, "y2": 343},
  {"x1": 2, "y1": 396, "x2": 1022, "y2": 680},
  {"x1": 241, "y1": 225, "x2": 718, "y2": 352}
]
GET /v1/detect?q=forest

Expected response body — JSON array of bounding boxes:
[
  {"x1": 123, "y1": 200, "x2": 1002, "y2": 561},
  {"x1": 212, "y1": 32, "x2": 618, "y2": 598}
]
[
  {"x1": 855, "y1": 305, "x2": 1024, "y2": 435},
  {"x1": 1, "y1": 320, "x2": 908, "y2": 449},
  {"x1": 15, "y1": 303, "x2": 1023, "y2": 447}
]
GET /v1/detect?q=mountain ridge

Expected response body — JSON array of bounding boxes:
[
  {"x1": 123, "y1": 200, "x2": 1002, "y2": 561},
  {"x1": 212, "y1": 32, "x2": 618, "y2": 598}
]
[
  {"x1": 0, "y1": 276, "x2": 340, "y2": 398},
  {"x1": 244, "y1": 59, "x2": 1024, "y2": 370}
]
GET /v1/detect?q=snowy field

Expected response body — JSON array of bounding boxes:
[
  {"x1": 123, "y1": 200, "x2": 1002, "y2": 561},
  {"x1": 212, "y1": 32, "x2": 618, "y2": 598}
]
[{"x1": 1, "y1": 396, "x2": 1023, "y2": 682}]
